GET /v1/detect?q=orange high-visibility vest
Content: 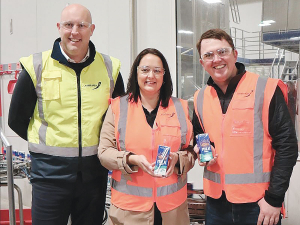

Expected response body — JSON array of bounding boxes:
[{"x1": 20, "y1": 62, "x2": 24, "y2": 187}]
[
  {"x1": 110, "y1": 95, "x2": 193, "y2": 212},
  {"x1": 194, "y1": 72, "x2": 287, "y2": 203}
]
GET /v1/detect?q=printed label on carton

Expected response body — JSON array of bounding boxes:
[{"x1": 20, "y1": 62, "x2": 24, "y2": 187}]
[
  {"x1": 196, "y1": 133, "x2": 213, "y2": 162},
  {"x1": 154, "y1": 145, "x2": 170, "y2": 176}
]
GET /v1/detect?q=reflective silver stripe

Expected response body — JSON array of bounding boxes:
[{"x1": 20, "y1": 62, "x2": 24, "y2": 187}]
[
  {"x1": 118, "y1": 95, "x2": 129, "y2": 151},
  {"x1": 226, "y1": 76, "x2": 270, "y2": 184},
  {"x1": 100, "y1": 53, "x2": 114, "y2": 98},
  {"x1": 171, "y1": 97, "x2": 187, "y2": 149},
  {"x1": 253, "y1": 76, "x2": 268, "y2": 176},
  {"x1": 226, "y1": 172, "x2": 271, "y2": 184},
  {"x1": 29, "y1": 143, "x2": 98, "y2": 157},
  {"x1": 197, "y1": 86, "x2": 221, "y2": 183},
  {"x1": 157, "y1": 176, "x2": 187, "y2": 197},
  {"x1": 204, "y1": 167, "x2": 221, "y2": 183},
  {"x1": 112, "y1": 175, "x2": 153, "y2": 197},
  {"x1": 112, "y1": 175, "x2": 186, "y2": 198},
  {"x1": 196, "y1": 86, "x2": 207, "y2": 131},
  {"x1": 33, "y1": 52, "x2": 48, "y2": 145}
]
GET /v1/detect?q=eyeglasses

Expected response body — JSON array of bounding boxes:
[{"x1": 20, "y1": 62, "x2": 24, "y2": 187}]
[
  {"x1": 201, "y1": 47, "x2": 233, "y2": 62},
  {"x1": 137, "y1": 66, "x2": 165, "y2": 76},
  {"x1": 60, "y1": 21, "x2": 92, "y2": 31}
]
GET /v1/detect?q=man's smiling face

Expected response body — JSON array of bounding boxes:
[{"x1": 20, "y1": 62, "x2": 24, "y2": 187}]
[
  {"x1": 200, "y1": 38, "x2": 238, "y2": 87},
  {"x1": 57, "y1": 4, "x2": 95, "y2": 62}
]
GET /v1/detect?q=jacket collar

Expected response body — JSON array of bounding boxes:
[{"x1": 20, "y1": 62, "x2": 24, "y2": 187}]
[
  {"x1": 50, "y1": 38, "x2": 96, "y2": 69},
  {"x1": 207, "y1": 62, "x2": 246, "y2": 96}
]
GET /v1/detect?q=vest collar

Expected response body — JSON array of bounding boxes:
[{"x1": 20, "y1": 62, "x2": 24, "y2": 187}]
[
  {"x1": 207, "y1": 62, "x2": 246, "y2": 97},
  {"x1": 50, "y1": 38, "x2": 96, "y2": 69}
]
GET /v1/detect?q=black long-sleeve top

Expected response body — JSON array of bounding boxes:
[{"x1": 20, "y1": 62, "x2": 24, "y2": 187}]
[{"x1": 192, "y1": 62, "x2": 298, "y2": 207}]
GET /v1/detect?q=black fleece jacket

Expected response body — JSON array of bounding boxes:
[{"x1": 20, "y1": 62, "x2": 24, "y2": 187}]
[{"x1": 192, "y1": 62, "x2": 298, "y2": 207}]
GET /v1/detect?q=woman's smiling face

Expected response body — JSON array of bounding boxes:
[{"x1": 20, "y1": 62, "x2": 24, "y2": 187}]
[{"x1": 137, "y1": 54, "x2": 164, "y2": 98}]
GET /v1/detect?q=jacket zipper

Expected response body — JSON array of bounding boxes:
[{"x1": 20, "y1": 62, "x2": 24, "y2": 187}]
[{"x1": 76, "y1": 72, "x2": 82, "y2": 162}]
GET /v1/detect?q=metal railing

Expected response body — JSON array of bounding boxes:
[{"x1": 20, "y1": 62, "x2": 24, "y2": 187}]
[
  {"x1": 0, "y1": 129, "x2": 16, "y2": 225},
  {"x1": 230, "y1": 27, "x2": 278, "y2": 60},
  {"x1": 270, "y1": 48, "x2": 285, "y2": 78}
]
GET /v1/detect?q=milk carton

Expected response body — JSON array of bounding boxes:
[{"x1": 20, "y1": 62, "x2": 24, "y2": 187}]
[
  {"x1": 154, "y1": 145, "x2": 170, "y2": 176},
  {"x1": 196, "y1": 133, "x2": 213, "y2": 163}
]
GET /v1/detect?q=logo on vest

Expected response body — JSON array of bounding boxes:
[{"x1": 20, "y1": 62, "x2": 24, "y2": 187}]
[
  {"x1": 237, "y1": 90, "x2": 253, "y2": 97},
  {"x1": 161, "y1": 112, "x2": 175, "y2": 118},
  {"x1": 84, "y1": 81, "x2": 102, "y2": 90}
]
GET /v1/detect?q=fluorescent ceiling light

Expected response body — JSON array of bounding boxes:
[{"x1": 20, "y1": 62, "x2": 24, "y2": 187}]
[
  {"x1": 259, "y1": 23, "x2": 271, "y2": 26},
  {"x1": 203, "y1": 0, "x2": 222, "y2": 3},
  {"x1": 178, "y1": 30, "x2": 194, "y2": 34},
  {"x1": 259, "y1": 20, "x2": 275, "y2": 26},
  {"x1": 176, "y1": 46, "x2": 183, "y2": 48},
  {"x1": 290, "y1": 36, "x2": 300, "y2": 41},
  {"x1": 263, "y1": 20, "x2": 275, "y2": 24}
]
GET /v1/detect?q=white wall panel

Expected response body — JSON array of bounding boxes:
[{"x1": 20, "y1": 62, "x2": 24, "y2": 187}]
[
  {"x1": 137, "y1": 0, "x2": 177, "y2": 95},
  {"x1": 36, "y1": 0, "x2": 131, "y2": 84},
  {"x1": 0, "y1": 0, "x2": 37, "y2": 64}
]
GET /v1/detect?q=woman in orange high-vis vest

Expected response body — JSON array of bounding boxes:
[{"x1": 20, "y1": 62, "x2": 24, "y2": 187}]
[
  {"x1": 98, "y1": 48, "x2": 195, "y2": 225},
  {"x1": 192, "y1": 29, "x2": 298, "y2": 225}
]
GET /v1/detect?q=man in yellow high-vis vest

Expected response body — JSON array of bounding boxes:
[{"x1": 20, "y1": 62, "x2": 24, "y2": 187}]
[
  {"x1": 193, "y1": 29, "x2": 298, "y2": 225},
  {"x1": 8, "y1": 4, "x2": 124, "y2": 225}
]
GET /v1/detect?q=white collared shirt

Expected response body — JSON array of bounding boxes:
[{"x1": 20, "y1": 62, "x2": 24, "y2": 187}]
[{"x1": 59, "y1": 43, "x2": 90, "y2": 63}]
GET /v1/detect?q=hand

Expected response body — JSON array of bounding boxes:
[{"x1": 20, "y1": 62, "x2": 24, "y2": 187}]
[
  {"x1": 127, "y1": 154, "x2": 155, "y2": 176},
  {"x1": 257, "y1": 198, "x2": 281, "y2": 225},
  {"x1": 164, "y1": 152, "x2": 179, "y2": 177},
  {"x1": 193, "y1": 144, "x2": 218, "y2": 167}
]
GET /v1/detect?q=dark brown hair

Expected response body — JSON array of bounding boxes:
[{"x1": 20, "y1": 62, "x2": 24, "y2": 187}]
[
  {"x1": 126, "y1": 48, "x2": 173, "y2": 108},
  {"x1": 196, "y1": 29, "x2": 235, "y2": 57}
]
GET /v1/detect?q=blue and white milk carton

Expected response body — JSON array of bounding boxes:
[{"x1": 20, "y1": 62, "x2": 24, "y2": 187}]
[
  {"x1": 154, "y1": 145, "x2": 170, "y2": 176},
  {"x1": 196, "y1": 133, "x2": 213, "y2": 163}
]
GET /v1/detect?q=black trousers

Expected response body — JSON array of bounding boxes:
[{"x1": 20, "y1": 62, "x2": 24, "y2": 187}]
[
  {"x1": 205, "y1": 192, "x2": 282, "y2": 225},
  {"x1": 154, "y1": 203, "x2": 162, "y2": 225},
  {"x1": 31, "y1": 173, "x2": 108, "y2": 225}
]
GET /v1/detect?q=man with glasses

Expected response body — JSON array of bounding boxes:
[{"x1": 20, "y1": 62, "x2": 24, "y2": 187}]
[
  {"x1": 8, "y1": 4, "x2": 124, "y2": 225},
  {"x1": 193, "y1": 28, "x2": 298, "y2": 225}
]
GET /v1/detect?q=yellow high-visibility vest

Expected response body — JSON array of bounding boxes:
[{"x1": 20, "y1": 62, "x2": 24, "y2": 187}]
[{"x1": 20, "y1": 50, "x2": 120, "y2": 157}]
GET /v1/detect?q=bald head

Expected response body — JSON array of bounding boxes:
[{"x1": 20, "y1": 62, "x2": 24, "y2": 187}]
[
  {"x1": 57, "y1": 3, "x2": 95, "y2": 63},
  {"x1": 61, "y1": 4, "x2": 92, "y2": 24}
]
